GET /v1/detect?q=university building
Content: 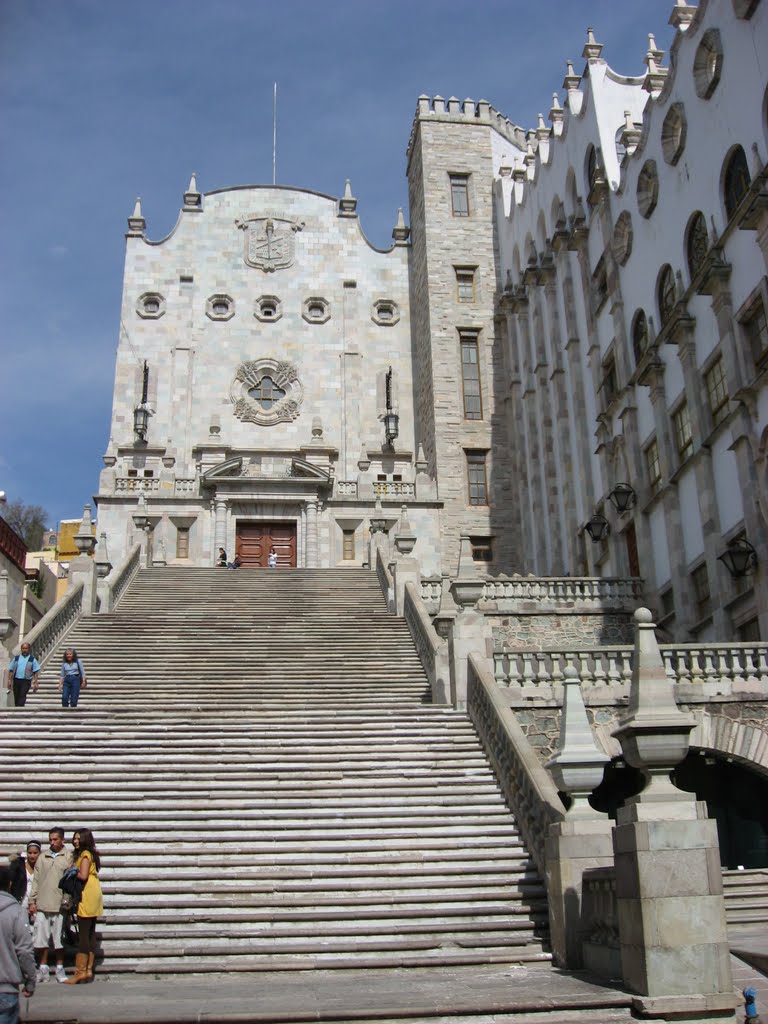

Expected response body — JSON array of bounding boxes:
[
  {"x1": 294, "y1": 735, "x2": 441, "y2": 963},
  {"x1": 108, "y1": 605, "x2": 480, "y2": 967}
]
[{"x1": 96, "y1": 0, "x2": 767, "y2": 643}]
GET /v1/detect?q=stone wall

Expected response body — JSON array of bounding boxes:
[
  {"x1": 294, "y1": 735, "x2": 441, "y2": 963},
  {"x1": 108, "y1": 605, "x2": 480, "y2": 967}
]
[{"x1": 492, "y1": 612, "x2": 633, "y2": 650}]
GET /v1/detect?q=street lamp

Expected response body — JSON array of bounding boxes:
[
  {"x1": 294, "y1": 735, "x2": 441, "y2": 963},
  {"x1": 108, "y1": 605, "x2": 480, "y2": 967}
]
[
  {"x1": 607, "y1": 482, "x2": 637, "y2": 515},
  {"x1": 383, "y1": 366, "x2": 399, "y2": 449},
  {"x1": 718, "y1": 537, "x2": 758, "y2": 579},
  {"x1": 585, "y1": 513, "x2": 610, "y2": 543}
]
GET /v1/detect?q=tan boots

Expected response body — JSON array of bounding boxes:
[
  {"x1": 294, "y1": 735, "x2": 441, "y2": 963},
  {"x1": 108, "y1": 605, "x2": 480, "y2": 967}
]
[
  {"x1": 85, "y1": 952, "x2": 95, "y2": 982},
  {"x1": 64, "y1": 952, "x2": 88, "y2": 984}
]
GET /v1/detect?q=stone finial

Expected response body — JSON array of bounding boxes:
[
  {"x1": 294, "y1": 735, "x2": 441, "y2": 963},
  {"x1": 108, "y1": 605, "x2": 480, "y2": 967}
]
[
  {"x1": 369, "y1": 496, "x2": 386, "y2": 534},
  {"x1": 392, "y1": 207, "x2": 410, "y2": 246},
  {"x1": 183, "y1": 172, "x2": 202, "y2": 211},
  {"x1": 643, "y1": 33, "x2": 668, "y2": 94},
  {"x1": 311, "y1": 416, "x2": 324, "y2": 439},
  {"x1": 209, "y1": 414, "x2": 221, "y2": 437},
  {"x1": 582, "y1": 26, "x2": 603, "y2": 60},
  {"x1": 127, "y1": 197, "x2": 146, "y2": 237},
  {"x1": 357, "y1": 445, "x2": 371, "y2": 472},
  {"x1": 338, "y1": 179, "x2": 358, "y2": 218},
  {"x1": 563, "y1": 60, "x2": 581, "y2": 93},
  {"x1": 74, "y1": 504, "x2": 97, "y2": 556},
  {"x1": 394, "y1": 505, "x2": 416, "y2": 555},
  {"x1": 94, "y1": 531, "x2": 113, "y2": 579},
  {"x1": 669, "y1": 0, "x2": 695, "y2": 30},
  {"x1": 620, "y1": 110, "x2": 642, "y2": 157},
  {"x1": 612, "y1": 608, "x2": 695, "y2": 803},
  {"x1": 549, "y1": 93, "x2": 564, "y2": 136},
  {"x1": 450, "y1": 536, "x2": 483, "y2": 609},
  {"x1": 545, "y1": 667, "x2": 609, "y2": 819},
  {"x1": 415, "y1": 444, "x2": 428, "y2": 474}
]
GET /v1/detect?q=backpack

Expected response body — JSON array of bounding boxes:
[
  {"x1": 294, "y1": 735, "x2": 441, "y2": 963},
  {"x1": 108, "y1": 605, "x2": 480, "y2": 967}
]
[{"x1": 58, "y1": 867, "x2": 84, "y2": 911}]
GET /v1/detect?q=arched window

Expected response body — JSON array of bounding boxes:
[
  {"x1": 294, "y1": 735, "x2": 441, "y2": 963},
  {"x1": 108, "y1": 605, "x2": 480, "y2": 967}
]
[
  {"x1": 632, "y1": 311, "x2": 649, "y2": 364},
  {"x1": 586, "y1": 145, "x2": 598, "y2": 194},
  {"x1": 723, "y1": 147, "x2": 751, "y2": 219},
  {"x1": 686, "y1": 212, "x2": 709, "y2": 279},
  {"x1": 658, "y1": 265, "x2": 676, "y2": 326}
]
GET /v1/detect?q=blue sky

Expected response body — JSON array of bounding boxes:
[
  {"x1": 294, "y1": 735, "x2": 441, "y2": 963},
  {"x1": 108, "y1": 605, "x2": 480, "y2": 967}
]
[{"x1": 0, "y1": 0, "x2": 674, "y2": 531}]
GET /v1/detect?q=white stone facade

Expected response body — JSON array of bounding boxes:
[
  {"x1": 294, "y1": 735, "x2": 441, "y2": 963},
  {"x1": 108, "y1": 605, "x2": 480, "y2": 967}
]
[{"x1": 98, "y1": 0, "x2": 767, "y2": 642}]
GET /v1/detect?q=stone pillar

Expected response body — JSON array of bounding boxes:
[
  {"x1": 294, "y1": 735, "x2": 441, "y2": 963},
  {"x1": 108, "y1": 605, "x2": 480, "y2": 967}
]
[
  {"x1": 214, "y1": 499, "x2": 228, "y2": 557},
  {"x1": 306, "y1": 499, "x2": 318, "y2": 568},
  {"x1": 544, "y1": 667, "x2": 613, "y2": 970},
  {"x1": 448, "y1": 537, "x2": 487, "y2": 709},
  {"x1": 612, "y1": 609, "x2": 736, "y2": 1023},
  {"x1": 0, "y1": 570, "x2": 18, "y2": 708}
]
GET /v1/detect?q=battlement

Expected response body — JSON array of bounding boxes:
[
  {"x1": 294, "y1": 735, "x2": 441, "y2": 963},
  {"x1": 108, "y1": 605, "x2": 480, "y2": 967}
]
[{"x1": 407, "y1": 94, "x2": 527, "y2": 160}]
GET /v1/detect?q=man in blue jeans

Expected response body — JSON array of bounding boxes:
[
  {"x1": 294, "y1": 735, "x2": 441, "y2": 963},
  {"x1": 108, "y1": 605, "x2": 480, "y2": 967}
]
[
  {"x1": 6, "y1": 643, "x2": 40, "y2": 707},
  {"x1": 0, "y1": 865, "x2": 35, "y2": 1023}
]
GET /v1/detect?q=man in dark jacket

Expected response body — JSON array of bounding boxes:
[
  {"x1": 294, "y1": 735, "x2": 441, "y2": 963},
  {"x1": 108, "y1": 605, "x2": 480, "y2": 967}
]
[{"x1": 0, "y1": 865, "x2": 35, "y2": 1023}]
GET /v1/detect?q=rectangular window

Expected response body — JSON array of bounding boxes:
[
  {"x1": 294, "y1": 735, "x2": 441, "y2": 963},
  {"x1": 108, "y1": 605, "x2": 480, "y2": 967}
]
[
  {"x1": 691, "y1": 563, "x2": 711, "y2": 621},
  {"x1": 176, "y1": 526, "x2": 190, "y2": 559},
  {"x1": 743, "y1": 299, "x2": 768, "y2": 372},
  {"x1": 672, "y1": 401, "x2": 693, "y2": 462},
  {"x1": 466, "y1": 450, "x2": 488, "y2": 506},
  {"x1": 342, "y1": 529, "x2": 355, "y2": 561},
  {"x1": 660, "y1": 586, "x2": 675, "y2": 620},
  {"x1": 460, "y1": 333, "x2": 483, "y2": 420},
  {"x1": 705, "y1": 356, "x2": 729, "y2": 427},
  {"x1": 737, "y1": 617, "x2": 761, "y2": 642},
  {"x1": 470, "y1": 536, "x2": 493, "y2": 562},
  {"x1": 449, "y1": 174, "x2": 470, "y2": 217},
  {"x1": 455, "y1": 267, "x2": 476, "y2": 302},
  {"x1": 645, "y1": 439, "x2": 662, "y2": 496},
  {"x1": 600, "y1": 354, "x2": 618, "y2": 408}
]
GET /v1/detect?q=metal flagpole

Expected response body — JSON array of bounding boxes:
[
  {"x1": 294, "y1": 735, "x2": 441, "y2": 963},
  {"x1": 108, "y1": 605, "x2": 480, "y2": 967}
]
[{"x1": 272, "y1": 83, "x2": 277, "y2": 185}]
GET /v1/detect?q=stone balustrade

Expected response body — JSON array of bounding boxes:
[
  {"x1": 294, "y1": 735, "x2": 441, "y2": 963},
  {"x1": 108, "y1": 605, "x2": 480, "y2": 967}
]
[
  {"x1": 403, "y1": 581, "x2": 445, "y2": 701},
  {"x1": 100, "y1": 543, "x2": 142, "y2": 613},
  {"x1": 335, "y1": 480, "x2": 358, "y2": 498},
  {"x1": 173, "y1": 478, "x2": 197, "y2": 494},
  {"x1": 15, "y1": 581, "x2": 84, "y2": 666},
  {"x1": 375, "y1": 546, "x2": 394, "y2": 613},
  {"x1": 115, "y1": 477, "x2": 160, "y2": 492},
  {"x1": 373, "y1": 481, "x2": 415, "y2": 499},
  {"x1": 581, "y1": 867, "x2": 621, "y2": 979},
  {"x1": 493, "y1": 642, "x2": 768, "y2": 702},
  {"x1": 481, "y1": 575, "x2": 642, "y2": 611},
  {"x1": 419, "y1": 577, "x2": 442, "y2": 613},
  {"x1": 467, "y1": 653, "x2": 565, "y2": 875}
]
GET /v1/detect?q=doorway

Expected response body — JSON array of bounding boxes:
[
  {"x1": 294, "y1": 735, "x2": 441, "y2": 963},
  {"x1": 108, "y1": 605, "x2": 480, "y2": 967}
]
[{"x1": 236, "y1": 522, "x2": 297, "y2": 567}]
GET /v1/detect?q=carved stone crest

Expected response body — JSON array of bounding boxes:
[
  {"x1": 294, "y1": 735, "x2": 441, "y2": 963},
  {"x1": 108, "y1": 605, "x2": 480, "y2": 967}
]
[
  {"x1": 235, "y1": 215, "x2": 303, "y2": 272},
  {"x1": 229, "y1": 358, "x2": 304, "y2": 426}
]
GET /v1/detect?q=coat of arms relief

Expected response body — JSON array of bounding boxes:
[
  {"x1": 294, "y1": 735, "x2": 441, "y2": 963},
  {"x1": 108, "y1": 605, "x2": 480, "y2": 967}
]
[{"x1": 235, "y1": 215, "x2": 304, "y2": 272}]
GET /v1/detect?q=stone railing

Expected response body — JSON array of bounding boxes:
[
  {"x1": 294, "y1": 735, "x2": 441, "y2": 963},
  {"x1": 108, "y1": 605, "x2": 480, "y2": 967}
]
[
  {"x1": 581, "y1": 867, "x2": 621, "y2": 979},
  {"x1": 16, "y1": 581, "x2": 84, "y2": 667},
  {"x1": 419, "y1": 577, "x2": 443, "y2": 614},
  {"x1": 100, "y1": 543, "x2": 142, "y2": 613},
  {"x1": 174, "y1": 478, "x2": 197, "y2": 494},
  {"x1": 467, "y1": 653, "x2": 565, "y2": 875},
  {"x1": 335, "y1": 480, "x2": 358, "y2": 498},
  {"x1": 373, "y1": 481, "x2": 415, "y2": 499},
  {"x1": 375, "y1": 546, "x2": 394, "y2": 612},
  {"x1": 481, "y1": 576, "x2": 642, "y2": 611},
  {"x1": 404, "y1": 581, "x2": 443, "y2": 700},
  {"x1": 494, "y1": 642, "x2": 768, "y2": 701},
  {"x1": 115, "y1": 477, "x2": 160, "y2": 493}
]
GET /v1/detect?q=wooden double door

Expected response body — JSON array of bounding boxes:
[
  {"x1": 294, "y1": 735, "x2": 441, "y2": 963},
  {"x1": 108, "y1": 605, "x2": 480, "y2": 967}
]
[{"x1": 236, "y1": 522, "x2": 296, "y2": 567}]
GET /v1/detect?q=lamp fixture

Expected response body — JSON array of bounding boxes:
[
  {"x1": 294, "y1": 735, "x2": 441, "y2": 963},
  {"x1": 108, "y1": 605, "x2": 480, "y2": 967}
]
[
  {"x1": 717, "y1": 537, "x2": 758, "y2": 579},
  {"x1": 134, "y1": 361, "x2": 150, "y2": 442},
  {"x1": 585, "y1": 512, "x2": 610, "y2": 543},
  {"x1": 383, "y1": 366, "x2": 399, "y2": 449},
  {"x1": 607, "y1": 482, "x2": 637, "y2": 515}
]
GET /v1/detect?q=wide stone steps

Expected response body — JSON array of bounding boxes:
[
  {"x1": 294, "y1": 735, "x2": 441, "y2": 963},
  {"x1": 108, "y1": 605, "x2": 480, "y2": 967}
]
[
  {"x1": 1, "y1": 566, "x2": 554, "y2": 976},
  {"x1": 723, "y1": 868, "x2": 768, "y2": 926}
]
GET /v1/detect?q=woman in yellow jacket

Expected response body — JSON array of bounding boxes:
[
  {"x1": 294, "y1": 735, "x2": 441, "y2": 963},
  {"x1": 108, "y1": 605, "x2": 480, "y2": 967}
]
[{"x1": 65, "y1": 827, "x2": 103, "y2": 984}]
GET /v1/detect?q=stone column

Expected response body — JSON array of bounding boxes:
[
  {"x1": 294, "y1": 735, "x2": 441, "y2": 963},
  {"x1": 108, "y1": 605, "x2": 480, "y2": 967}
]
[
  {"x1": 448, "y1": 537, "x2": 488, "y2": 709},
  {"x1": 0, "y1": 570, "x2": 18, "y2": 708},
  {"x1": 214, "y1": 499, "x2": 228, "y2": 558},
  {"x1": 611, "y1": 608, "x2": 736, "y2": 1023},
  {"x1": 306, "y1": 499, "x2": 318, "y2": 568},
  {"x1": 544, "y1": 666, "x2": 613, "y2": 971}
]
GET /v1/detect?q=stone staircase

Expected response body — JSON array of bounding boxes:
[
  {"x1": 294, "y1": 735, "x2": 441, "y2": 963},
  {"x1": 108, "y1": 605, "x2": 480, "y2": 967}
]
[{"x1": 0, "y1": 567, "x2": 554, "y2": 976}]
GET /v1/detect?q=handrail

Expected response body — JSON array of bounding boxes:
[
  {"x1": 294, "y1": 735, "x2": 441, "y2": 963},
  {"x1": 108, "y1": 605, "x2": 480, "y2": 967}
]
[
  {"x1": 101, "y1": 543, "x2": 142, "y2": 612},
  {"x1": 467, "y1": 652, "x2": 565, "y2": 876},
  {"x1": 403, "y1": 580, "x2": 441, "y2": 693},
  {"x1": 15, "y1": 581, "x2": 84, "y2": 667},
  {"x1": 375, "y1": 545, "x2": 394, "y2": 612}
]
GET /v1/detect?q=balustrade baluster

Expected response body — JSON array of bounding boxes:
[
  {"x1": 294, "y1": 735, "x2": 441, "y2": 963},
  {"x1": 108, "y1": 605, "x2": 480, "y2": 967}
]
[
  {"x1": 578, "y1": 652, "x2": 594, "y2": 688},
  {"x1": 507, "y1": 654, "x2": 522, "y2": 688},
  {"x1": 743, "y1": 647, "x2": 758, "y2": 684},
  {"x1": 550, "y1": 652, "x2": 564, "y2": 687},
  {"x1": 701, "y1": 650, "x2": 717, "y2": 687},
  {"x1": 535, "y1": 652, "x2": 552, "y2": 687},
  {"x1": 521, "y1": 652, "x2": 536, "y2": 688},
  {"x1": 592, "y1": 651, "x2": 607, "y2": 688},
  {"x1": 730, "y1": 647, "x2": 746, "y2": 688},
  {"x1": 493, "y1": 653, "x2": 508, "y2": 687}
]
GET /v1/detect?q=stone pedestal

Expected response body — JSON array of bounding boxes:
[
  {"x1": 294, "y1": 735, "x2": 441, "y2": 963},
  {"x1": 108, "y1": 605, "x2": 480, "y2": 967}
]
[
  {"x1": 68, "y1": 554, "x2": 98, "y2": 615},
  {"x1": 546, "y1": 819, "x2": 614, "y2": 970},
  {"x1": 447, "y1": 605, "x2": 486, "y2": 709},
  {"x1": 391, "y1": 556, "x2": 419, "y2": 617},
  {"x1": 614, "y1": 801, "x2": 736, "y2": 1022}
]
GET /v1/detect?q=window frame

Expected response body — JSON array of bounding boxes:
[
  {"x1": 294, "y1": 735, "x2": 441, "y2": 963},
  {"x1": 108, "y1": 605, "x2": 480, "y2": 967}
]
[
  {"x1": 737, "y1": 279, "x2": 768, "y2": 374},
  {"x1": 466, "y1": 450, "x2": 489, "y2": 507},
  {"x1": 459, "y1": 331, "x2": 483, "y2": 421},
  {"x1": 455, "y1": 266, "x2": 477, "y2": 303},
  {"x1": 470, "y1": 536, "x2": 493, "y2": 562},
  {"x1": 704, "y1": 355, "x2": 729, "y2": 427},
  {"x1": 449, "y1": 173, "x2": 470, "y2": 217},
  {"x1": 672, "y1": 400, "x2": 694, "y2": 463},
  {"x1": 645, "y1": 438, "x2": 662, "y2": 497},
  {"x1": 691, "y1": 562, "x2": 712, "y2": 621},
  {"x1": 723, "y1": 146, "x2": 751, "y2": 221}
]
